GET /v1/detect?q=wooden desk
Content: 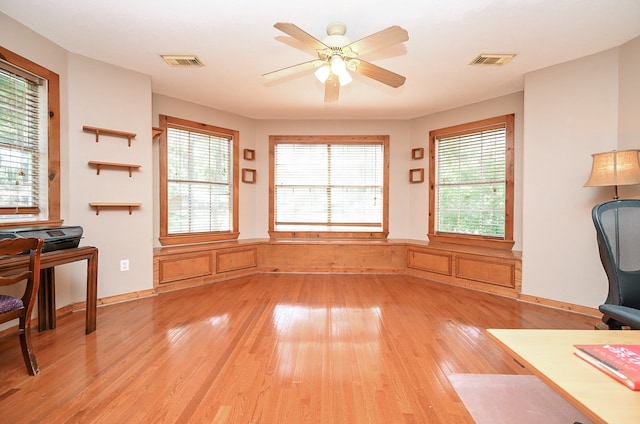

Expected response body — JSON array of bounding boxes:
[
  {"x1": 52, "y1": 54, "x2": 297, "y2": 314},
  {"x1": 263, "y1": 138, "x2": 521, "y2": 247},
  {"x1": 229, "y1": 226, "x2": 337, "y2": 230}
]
[
  {"x1": 488, "y1": 329, "x2": 640, "y2": 424},
  {"x1": 0, "y1": 246, "x2": 98, "y2": 334}
]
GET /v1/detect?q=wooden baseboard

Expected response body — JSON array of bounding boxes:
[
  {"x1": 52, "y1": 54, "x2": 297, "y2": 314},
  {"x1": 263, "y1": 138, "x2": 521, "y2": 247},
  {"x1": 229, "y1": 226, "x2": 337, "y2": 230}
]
[
  {"x1": 54, "y1": 289, "x2": 157, "y2": 316},
  {"x1": 518, "y1": 293, "x2": 599, "y2": 318}
]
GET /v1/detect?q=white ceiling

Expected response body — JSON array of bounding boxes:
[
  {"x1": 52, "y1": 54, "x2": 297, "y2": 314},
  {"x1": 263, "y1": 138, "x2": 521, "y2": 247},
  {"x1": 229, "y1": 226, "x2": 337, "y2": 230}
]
[{"x1": 2, "y1": 0, "x2": 640, "y2": 120}]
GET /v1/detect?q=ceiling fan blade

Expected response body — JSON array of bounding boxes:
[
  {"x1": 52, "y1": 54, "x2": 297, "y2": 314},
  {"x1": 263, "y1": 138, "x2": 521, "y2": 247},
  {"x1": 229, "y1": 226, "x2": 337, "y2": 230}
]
[
  {"x1": 274, "y1": 22, "x2": 329, "y2": 51},
  {"x1": 324, "y1": 74, "x2": 340, "y2": 102},
  {"x1": 345, "y1": 26, "x2": 409, "y2": 57},
  {"x1": 353, "y1": 60, "x2": 406, "y2": 88},
  {"x1": 262, "y1": 59, "x2": 325, "y2": 81}
]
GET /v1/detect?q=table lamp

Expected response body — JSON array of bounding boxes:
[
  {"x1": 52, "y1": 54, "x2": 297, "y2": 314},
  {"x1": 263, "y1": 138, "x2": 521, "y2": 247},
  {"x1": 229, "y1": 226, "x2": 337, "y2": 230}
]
[{"x1": 584, "y1": 149, "x2": 640, "y2": 199}]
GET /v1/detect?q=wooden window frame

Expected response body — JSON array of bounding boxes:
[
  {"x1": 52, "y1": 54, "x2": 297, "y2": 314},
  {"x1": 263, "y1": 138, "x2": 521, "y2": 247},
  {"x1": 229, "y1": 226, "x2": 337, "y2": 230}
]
[
  {"x1": 159, "y1": 115, "x2": 239, "y2": 246},
  {"x1": 0, "y1": 46, "x2": 61, "y2": 229},
  {"x1": 428, "y1": 114, "x2": 515, "y2": 250},
  {"x1": 269, "y1": 135, "x2": 389, "y2": 240}
]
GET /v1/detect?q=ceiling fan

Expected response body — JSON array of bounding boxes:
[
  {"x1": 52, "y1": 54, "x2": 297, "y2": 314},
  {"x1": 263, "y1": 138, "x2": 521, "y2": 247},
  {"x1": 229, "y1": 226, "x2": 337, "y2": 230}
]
[{"x1": 262, "y1": 22, "x2": 409, "y2": 102}]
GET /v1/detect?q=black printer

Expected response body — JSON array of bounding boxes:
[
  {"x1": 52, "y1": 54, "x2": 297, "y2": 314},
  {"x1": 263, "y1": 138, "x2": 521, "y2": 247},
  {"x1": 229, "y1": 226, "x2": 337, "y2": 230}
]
[{"x1": 0, "y1": 226, "x2": 83, "y2": 252}]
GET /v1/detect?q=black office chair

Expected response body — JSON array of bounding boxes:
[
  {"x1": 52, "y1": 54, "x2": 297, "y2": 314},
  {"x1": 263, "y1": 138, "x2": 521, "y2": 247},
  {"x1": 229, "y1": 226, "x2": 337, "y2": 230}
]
[{"x1": 592, "y1": 199, "x2": 640, "y2": 329}]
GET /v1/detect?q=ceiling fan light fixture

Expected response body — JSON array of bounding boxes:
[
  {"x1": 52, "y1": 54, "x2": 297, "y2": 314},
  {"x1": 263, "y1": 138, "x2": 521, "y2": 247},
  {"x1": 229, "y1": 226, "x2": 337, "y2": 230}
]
[
  {"x1": 266, "y1": 21, "x2": 408, "y2": 101},
  {"x1": 315, "y1": 56, "x2": 352, "y2": 86},
  {"x1": 329, "y1": 55, "x2": 352, "y2": 86},
  {"x1": 314, "y1": 65, "x2": 331, "y2": 83},
  {"x1": 323, "y1": 22, "x2": 350, "y2": 47},
  {"x1": 338, "y1": 69, "x2": 352, "y2": 86},
  {"x1": 330, "y1": 55, "x2": 346, "y2": 74}
]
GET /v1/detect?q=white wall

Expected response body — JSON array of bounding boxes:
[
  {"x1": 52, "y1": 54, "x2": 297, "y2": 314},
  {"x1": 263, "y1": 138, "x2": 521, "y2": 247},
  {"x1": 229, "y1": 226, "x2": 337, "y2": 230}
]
[
  {"x1": 67, "y1": 54, "x2": 154, "y2": 299},
  {"x1": 522, "y1": 49, "x2": 620, "y2": 307},
  {"x1": 617, "y1": 37, "x2": 640, "y2": 200},
  {"x1": 618, "y1": 36, "x2": 640, "y2": 149}
]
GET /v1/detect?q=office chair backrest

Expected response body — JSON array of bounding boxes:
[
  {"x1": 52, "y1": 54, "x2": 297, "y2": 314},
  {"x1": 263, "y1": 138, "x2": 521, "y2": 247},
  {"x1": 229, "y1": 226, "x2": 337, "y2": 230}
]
[{"x1": 592, "y1": 199, "x2": 640, "y2": 308}]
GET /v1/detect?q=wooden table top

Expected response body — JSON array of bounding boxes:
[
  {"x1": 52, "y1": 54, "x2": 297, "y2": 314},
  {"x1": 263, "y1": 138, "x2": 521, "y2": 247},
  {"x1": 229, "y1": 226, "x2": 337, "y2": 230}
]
[{"x1": 487, "y1": 329, "x2": 640, "y2": 424}]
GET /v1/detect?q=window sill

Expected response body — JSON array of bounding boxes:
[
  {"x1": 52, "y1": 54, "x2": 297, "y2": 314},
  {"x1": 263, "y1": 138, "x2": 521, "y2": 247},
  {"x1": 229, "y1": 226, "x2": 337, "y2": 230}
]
[
  {"x1": 0, "y1": 219, "x2": 64, "y2": 230},
  {"x1": 427, "y1": 233, "x2": 515, "y2": 250},
  {"x1": 159, "y1": 231, "x2": 240, "y2": 246},
  {"x1": 269, "y1": 231, "x2": 388, "y2": 240}
]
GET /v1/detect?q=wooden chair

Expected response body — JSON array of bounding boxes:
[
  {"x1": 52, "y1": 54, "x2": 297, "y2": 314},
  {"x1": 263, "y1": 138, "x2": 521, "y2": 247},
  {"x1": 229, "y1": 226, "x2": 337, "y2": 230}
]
[{"x1": 0, "y1": 237, "x2": 44, "y2": 375}]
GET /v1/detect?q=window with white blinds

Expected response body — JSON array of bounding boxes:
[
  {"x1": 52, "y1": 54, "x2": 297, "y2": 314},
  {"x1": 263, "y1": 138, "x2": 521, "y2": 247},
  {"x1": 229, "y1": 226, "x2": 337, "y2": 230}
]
[
  {"x1": 270, "y1": 136, "x2": 389, "y2": 238},
  {"x1": 159, "y1": 115, "x2": 238, "y2": 244},
  {"x1": 0, "y1": 61, "x2": 47, "y2": 217},
  {"x1": 436, "y1": 126, "x2": 506, "y2": 237},
  {"x1": 429, "y1": 114, "x2": 514, "y2": 249}
]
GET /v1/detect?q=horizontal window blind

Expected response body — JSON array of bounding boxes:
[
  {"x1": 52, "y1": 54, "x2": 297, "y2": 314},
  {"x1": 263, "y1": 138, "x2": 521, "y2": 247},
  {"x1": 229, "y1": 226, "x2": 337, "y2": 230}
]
[
  {"x1": 435, "y1": 125, "x2": 506, "y2": 237},
  {"x1": 274, "y1": 141, "x2": 384, "y2": 232},
  {"x1": 167, "y1": 126, "x2": 233, "y2": 234},
  {"x1": 0, "y1": 64, "x2": 42, "y2": 215}
]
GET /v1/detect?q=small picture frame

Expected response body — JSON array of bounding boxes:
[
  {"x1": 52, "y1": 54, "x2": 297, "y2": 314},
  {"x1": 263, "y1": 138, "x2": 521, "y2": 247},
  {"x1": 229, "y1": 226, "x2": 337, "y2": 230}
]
[
  {"x1": 411, "y1": 148, "x2": 424, "y2": 160},
  {"x1": 242, "y1": 168, "x2": 256, "y2": 183},
  {"x1": 243, "y1": 149, "x2": 255, "y2": 161},
  {"x1": 409, "y1": 168, "x2": 424, "y2": 183}
]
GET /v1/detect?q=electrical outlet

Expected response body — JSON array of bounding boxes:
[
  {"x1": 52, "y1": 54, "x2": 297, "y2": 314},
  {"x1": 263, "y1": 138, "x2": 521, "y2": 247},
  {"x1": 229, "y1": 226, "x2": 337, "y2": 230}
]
[{"x1": 120, "y1": 259, "x2": 129, "y2": 272}]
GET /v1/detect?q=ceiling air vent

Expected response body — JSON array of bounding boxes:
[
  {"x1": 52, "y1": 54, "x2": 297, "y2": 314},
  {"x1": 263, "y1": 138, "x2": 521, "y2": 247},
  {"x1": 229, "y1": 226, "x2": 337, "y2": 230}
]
[
  {"x1": 469, "y1": 53, "x2": 516, "y2": 66},
  {"x1": 160, "y1": 55, "x2": 205, "y2": 67}
]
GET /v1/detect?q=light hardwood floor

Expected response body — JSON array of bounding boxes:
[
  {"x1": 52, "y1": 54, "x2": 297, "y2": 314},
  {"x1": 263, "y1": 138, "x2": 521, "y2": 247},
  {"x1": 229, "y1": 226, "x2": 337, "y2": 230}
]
[{"x1": 0, "y1": 274, "x2": 597, "y2": 423}]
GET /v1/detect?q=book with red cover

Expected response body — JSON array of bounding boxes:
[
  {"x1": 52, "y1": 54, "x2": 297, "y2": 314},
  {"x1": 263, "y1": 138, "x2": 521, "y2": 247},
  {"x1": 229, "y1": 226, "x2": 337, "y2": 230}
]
[{"x1": 574, "y1": 344, "x2": 640, "y2": 390}]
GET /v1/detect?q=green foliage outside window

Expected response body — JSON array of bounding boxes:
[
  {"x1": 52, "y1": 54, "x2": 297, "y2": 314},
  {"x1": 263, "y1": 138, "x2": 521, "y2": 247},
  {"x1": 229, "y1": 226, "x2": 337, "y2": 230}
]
[{"x1": 435, "y1": 126, "x2": 506, "y2": 238}]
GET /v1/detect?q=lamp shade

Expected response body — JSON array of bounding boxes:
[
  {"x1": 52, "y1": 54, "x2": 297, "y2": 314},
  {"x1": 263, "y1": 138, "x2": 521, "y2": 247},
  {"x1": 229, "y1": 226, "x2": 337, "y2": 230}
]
[
  {"x1": 314, "y1": 56, "x2": 353, "y2": 87},
  {"x1": 314, "y1": 65, "x2": 330, "y2": 84},
  {"x1": 584, "y1": 149, "x2": 640, "y2": 187}
]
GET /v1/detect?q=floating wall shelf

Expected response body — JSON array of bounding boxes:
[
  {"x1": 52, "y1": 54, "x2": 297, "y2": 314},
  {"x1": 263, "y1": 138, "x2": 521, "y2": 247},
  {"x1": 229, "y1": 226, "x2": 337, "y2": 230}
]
[
  {"x1": 83, "y1": 125, "x2": 137, "y2": 146},
  {"x1": 89, "y1": 202, "x2": 141, "y2": 215},
  {"x1": 88, "y1": 161, "x2": 141, "y2": 177}
]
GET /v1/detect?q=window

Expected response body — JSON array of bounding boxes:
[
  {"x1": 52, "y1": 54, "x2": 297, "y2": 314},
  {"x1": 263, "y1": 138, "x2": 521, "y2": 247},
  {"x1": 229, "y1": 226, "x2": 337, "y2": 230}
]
[
  {"x1": 270, "y1": 135, "x2": 389, "y2": 239},
  {"x1": 0, "y1": 46, "x2": 60, "y2": 227},
  {"x1": 159, "y1": 115, "x2": 238, "y2": 245},
  {"x1": 429, "y1": 114, "x2": 514, "y2": 249}
]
